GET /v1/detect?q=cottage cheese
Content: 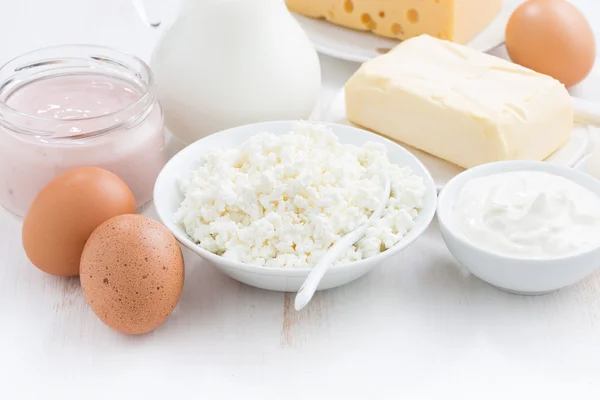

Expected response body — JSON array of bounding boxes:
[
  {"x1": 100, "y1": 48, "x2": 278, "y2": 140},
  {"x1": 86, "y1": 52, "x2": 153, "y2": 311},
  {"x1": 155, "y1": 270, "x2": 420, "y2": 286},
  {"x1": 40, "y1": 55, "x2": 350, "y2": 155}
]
[{"x1": 175, "y1": 123, "x2": 426, "y2": 268}]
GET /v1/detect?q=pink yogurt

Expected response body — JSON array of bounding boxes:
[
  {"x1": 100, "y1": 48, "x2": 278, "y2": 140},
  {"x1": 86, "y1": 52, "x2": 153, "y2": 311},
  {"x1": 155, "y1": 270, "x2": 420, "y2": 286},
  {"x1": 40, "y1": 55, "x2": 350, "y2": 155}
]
[{"x1": 0, "y1": 46, "x2": 165, "y2": 217}]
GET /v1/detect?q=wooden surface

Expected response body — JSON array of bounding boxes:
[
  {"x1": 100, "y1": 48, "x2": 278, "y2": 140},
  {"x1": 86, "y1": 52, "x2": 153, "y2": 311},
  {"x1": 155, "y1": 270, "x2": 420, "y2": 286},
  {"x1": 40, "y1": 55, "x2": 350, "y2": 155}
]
[{"x1": 2, "y1": 1, "x2": 600, "y2": 398}]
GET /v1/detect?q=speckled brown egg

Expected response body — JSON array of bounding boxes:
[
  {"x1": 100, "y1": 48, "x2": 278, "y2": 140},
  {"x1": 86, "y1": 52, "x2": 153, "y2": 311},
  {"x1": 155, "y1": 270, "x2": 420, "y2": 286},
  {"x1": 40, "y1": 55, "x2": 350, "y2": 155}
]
[
  {"x1": 506, "y1": 0, "x2": 596, "y2": 87},
  {"x1": 22, "y1": 167, "x2": 136, "y2": 277},
  {"x1": 80, "y1": 214, "x2": 184, "y2": 335}
]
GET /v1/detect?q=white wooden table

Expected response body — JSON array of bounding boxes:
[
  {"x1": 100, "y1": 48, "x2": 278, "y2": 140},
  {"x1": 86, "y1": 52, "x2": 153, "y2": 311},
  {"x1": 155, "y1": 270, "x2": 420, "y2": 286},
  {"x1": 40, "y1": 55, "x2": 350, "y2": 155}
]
[{"x1": 2, "y1": 1, "x2": 600, "y2": 398}]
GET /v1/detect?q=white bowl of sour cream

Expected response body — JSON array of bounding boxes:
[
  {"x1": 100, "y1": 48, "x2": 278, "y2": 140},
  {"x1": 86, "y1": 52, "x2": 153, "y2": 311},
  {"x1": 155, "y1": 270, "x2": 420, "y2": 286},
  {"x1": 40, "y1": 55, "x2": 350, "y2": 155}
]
[{"x1": 437, "y1": 161, "x2": 600, "y2": 295}]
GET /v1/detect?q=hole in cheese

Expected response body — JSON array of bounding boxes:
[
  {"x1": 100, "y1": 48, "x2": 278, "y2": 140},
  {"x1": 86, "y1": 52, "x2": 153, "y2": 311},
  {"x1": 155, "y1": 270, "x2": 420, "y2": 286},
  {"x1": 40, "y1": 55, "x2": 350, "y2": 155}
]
[
  {"x1": 361, "y1": 13, "x2": 377, "y2": 30},
  {"x1": 379, "y1": 11, "x2": 385, "y2": 18},
  {"x1": 343, "y1": 0, "x2": 354, "y2": 13},
  {"x1": 407, "y1": 9, "x2": 419, "y2": 23},
  {"x1": 391, "y1": 23, "x2": 404, "y2": 36}
]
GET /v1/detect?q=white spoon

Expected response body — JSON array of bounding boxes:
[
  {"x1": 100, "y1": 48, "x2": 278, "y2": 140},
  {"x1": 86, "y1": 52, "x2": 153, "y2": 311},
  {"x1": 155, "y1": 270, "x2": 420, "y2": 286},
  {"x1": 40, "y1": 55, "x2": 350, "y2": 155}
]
[
  {"x1": 573, "y1": 97, "x2": 600, "y2": 127},
  {"x1": 294, "y1": 174, "x2": 392, "y2": 311}
]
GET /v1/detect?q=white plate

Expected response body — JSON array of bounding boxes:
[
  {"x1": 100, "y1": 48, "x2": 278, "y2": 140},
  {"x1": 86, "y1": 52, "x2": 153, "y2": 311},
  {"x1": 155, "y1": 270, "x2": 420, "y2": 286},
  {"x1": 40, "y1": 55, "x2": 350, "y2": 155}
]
[
  {"x1": 291, "y1": 0, "x2": 523, "y2": 63},
  {"x1": 574, "y1": 128, "x2": 600, "y2": 175},
  {"x1": 575, "y1": 155, "x2": 592, "y2": 174},
  {"x1": 324, "y1": 89, "x2": 592, "y2": 191}
]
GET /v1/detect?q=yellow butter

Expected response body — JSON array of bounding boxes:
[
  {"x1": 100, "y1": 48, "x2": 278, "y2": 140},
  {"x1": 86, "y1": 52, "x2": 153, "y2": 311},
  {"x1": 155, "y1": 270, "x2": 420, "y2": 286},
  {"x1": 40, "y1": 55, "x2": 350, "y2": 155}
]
[
  {"x1": 286, "y1": 0, "x2": 502, "y2": 44},
  {"x1": 345, "y1": 35, "x2": 573, "y2": 169}
]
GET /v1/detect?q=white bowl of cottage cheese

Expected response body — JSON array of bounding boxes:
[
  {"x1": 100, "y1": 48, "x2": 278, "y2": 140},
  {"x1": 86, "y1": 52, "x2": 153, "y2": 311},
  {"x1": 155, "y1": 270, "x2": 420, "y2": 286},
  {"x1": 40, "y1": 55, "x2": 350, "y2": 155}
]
[{"x1": 154, "y1": 121, "x2": 437, "y2": 292}]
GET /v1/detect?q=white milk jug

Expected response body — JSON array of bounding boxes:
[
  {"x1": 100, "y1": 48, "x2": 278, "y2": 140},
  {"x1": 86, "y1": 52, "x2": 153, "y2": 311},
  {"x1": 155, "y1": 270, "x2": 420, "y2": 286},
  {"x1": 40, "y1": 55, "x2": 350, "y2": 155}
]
[{"x1": 134, "y1": 0, "x2": 321, "y2": 145}]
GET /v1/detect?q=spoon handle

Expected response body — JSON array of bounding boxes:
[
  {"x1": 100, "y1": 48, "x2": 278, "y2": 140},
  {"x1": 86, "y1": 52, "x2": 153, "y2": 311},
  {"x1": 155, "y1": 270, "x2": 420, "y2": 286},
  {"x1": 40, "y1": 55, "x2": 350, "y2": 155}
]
[
  {"x1": 294, "y1": 224, "x2": 369, "y2": 311},
  {"x1": 573, "y1": 97, "x2": 600, "y2": 127},
  {"x1": 294, "y1": 175, "x2": 391, "y2": 311}
]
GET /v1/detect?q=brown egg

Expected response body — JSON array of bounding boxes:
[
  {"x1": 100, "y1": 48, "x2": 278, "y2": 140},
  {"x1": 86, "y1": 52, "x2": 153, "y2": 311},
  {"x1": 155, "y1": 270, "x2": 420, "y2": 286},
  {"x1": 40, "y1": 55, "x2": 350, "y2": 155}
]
[
  {"x1": 80, "y1": 214, "x2": 184, "y2": 335},
  {"x1": 22, "y1": 167, "x2": 136, "y2": 277},
  {"x1": 506, "y1": 0, "x2": 596, "y2": 88}
]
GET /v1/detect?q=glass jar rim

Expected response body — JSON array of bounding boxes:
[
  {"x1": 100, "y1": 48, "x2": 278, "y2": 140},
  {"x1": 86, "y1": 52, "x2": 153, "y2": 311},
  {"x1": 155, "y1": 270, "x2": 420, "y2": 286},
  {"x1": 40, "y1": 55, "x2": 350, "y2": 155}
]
[{"x1": 0, "y1": 44, "x2": 156, "y2": 139}]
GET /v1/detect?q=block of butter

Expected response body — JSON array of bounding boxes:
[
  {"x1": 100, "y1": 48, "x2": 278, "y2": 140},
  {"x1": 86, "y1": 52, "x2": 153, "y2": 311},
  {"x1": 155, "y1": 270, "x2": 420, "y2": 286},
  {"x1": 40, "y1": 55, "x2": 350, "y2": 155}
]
[
  {"x1": 345, "y1": 35, "x2": 573, "y2": 169},
  {"x1": 286, "y1": 0, "x2": 502, "y2": 44}
]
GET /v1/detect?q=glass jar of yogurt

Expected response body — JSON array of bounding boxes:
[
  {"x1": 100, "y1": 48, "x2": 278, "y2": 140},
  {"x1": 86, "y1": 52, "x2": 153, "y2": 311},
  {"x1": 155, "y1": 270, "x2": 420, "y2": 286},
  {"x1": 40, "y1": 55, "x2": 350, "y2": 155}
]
[{"x1": 0, "y1": 45, "x2": 165, "y2": 217}]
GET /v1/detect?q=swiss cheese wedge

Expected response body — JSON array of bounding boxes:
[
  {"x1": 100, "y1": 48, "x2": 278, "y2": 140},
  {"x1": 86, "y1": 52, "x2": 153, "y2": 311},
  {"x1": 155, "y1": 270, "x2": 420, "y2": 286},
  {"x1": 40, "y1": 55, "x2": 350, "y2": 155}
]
[{"x1": 286, "y1": 0, "x2": 503, "y2": 44}]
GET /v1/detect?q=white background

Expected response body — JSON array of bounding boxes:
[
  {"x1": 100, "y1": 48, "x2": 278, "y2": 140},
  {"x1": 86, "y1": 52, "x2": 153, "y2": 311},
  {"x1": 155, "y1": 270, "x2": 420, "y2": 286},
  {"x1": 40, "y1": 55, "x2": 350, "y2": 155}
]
[{"x1": 1, "y1": 0, "x2": 600, "y2": 398}]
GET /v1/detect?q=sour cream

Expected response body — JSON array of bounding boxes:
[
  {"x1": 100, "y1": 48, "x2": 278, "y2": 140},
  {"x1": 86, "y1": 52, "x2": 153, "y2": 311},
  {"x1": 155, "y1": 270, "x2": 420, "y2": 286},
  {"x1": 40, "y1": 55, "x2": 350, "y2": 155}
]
[{"x1": 452, "y1": 170, "x2": 600, "y2": 258}]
